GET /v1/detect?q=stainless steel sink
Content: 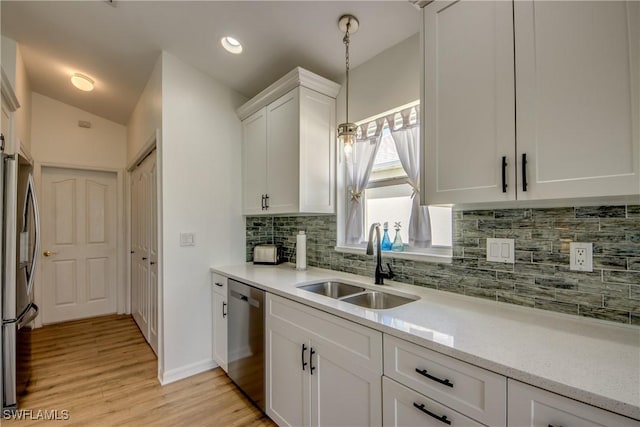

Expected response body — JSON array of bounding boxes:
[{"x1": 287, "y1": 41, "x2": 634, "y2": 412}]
[
  {"x1": 341, "y1": 291, "x2": 418, "y2": 309},
  {"x1": 298, "y1": 281, "x2": 366, "y2": 298}
]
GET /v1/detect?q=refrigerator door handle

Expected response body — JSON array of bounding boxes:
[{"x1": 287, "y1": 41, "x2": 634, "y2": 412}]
[
  {"x1": 18, "y1": 303, "x2": 39, "y2": 329},
  {"x1": 26, "y1": 175, "x2": 40, "y2": 296}
]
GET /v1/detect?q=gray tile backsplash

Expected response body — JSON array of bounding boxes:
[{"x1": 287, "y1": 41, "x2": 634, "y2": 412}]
[{"x1": 246, "y1": 205, "x2": 640, "y2": 325}]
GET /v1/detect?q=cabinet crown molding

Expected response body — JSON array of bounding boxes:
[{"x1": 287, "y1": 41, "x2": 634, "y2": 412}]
[{"x1": 236, "y1": 67, "x2": 340, "y2": 120}]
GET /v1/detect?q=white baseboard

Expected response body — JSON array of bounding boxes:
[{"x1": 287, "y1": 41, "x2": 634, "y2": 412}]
[{"x1": 159, "y1": 358, "x2": 217, "y2": 385}]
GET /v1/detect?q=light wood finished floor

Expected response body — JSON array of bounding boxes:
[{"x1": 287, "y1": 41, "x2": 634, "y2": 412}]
[{"x1": 4, "y1": 315, "x2": 275, "y2": 427}]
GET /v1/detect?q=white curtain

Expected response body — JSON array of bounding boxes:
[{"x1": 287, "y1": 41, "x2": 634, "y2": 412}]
[
  {"x1": 388, "y1": 107, "x2": 432, "y2": 247},
  {"x1": 344, "y1": 118, "x2": 385, "y2": 245}
]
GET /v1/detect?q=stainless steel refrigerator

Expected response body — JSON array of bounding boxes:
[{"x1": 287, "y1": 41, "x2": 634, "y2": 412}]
[{"x1": 1, "y1": 146, "x2": 40, "y2": 414}]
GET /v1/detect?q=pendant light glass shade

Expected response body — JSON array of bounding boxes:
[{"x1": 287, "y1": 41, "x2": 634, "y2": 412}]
[{"x1": 338, "y1": 122, "x2": 357, "y2": 154}]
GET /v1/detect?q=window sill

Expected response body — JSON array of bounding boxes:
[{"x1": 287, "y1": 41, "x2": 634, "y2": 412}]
[{"x1": 334, "y1": 245, "x2": 452, "y2": 264}]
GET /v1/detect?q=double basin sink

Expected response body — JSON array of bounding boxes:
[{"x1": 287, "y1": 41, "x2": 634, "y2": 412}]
[{"x1": 298, "y1": 281, "x2": 418, "y2": 309}]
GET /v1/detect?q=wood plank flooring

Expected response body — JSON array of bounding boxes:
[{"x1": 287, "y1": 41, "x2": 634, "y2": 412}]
[{"x1": 4, "y1": 315, "x2": 275, "y2": 427}]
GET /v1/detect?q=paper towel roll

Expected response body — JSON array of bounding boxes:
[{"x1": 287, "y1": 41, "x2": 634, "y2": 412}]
[{"x1": 296, "y1": 231, "x2": 307, "y2": 270}]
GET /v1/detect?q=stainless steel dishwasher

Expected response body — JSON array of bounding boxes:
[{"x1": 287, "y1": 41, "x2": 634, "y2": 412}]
[{"x1": 227, "y1": 279, "x2": 265, "y2": 412}]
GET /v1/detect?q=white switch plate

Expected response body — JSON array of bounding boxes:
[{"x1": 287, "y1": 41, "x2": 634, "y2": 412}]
[
  {"x1": 486, "y1": 238, "x2": 515, "y2": 264},
  {"x1": 180, "y1": 232, "x2": 195, "y2": 247},
  {"x1": 570, "y1": 242, "x2": 592, "y2": 272}
]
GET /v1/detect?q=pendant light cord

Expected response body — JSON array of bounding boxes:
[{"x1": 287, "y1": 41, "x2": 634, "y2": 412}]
[{"x1": 343, "y1": 21, "x2": 351, "y2": 124}]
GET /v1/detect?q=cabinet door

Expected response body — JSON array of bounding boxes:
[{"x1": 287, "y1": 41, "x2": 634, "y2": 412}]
[
  {"x1": 242, "y1": 108, "x2": 268, "y2": 215},
  {"x1": 212, "y1": 291, "x2": 227, "y2": 372},
  {"x1": 266, "y1": 88, "x2": 300, "y2": 214},
  {"x1": 423, "y1": 0, "x2": 515, "y2": 205},
  {"x1": 266, "y1": 294, "x2": 311, "y2": 427},
  {"x1": 383, "y1": 377, "x2": 485, "y2": 427},
  {"x1": 508, "y1": 379, "x2": 639, "y2": 427},
  {"x1": 515, "y1": 1, "x2": 640, "y2": 200},
  {"x1": 299, "y1": 87, "x2": 336, "y2": 214},
  {"x1": 310, "y1": 340, "x2": 382, "y2": 427}
]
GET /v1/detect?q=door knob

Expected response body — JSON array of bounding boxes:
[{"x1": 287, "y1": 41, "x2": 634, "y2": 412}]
[{"x1": 43, "y1": 251, "x2": 58, "y2": 257}]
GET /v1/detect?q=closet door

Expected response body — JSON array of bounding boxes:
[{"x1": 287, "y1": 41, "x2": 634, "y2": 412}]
[
  {"x1": 131, "y1": 164, "x2": 149, "y2": 340},
  {"x1": 130, "y1": 151, "x2": 157, "y2": 354}
]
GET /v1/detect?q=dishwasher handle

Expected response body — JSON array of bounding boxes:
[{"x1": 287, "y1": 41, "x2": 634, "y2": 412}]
[{"x1": 230, "y1": 290, "x2": 261, "y2": 308}]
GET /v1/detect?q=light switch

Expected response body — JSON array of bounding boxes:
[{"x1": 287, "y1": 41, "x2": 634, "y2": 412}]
[
  {"x1": 180, "y1": 232, "x2": 195, "y2": 247},
  {"x1": 486, "y1": 238, "x2": 514, "y2": 264}
]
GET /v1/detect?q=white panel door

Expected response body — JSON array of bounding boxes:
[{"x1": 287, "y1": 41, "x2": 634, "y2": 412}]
[
  {"x1": 266, "y1": 88, "x2": 300, "y2": 214},
  {"x1": 131, "y1": 164, "x2": 149, "y2": 339},
  {"x1": 130, "y1": 152, "x2": 158, "y2": 354},
  {"x1": 515, "y1": 1, "x2": 640, "y2": 200},
  {"x1": 242, "y1": 108, "x2": 268, "y2": 215},
  {"x1": 212, "y1": 291, "x2": 227, "y2": 372},
  {"x1": 423, "y1": 0, "x2": 516, "y2": 205},
  {"x1": 148, "y1": 157, "x2": 158, "y2": 354},
  {"x1": 41, "y1": 167, "x2": 117, "y2": 323}
]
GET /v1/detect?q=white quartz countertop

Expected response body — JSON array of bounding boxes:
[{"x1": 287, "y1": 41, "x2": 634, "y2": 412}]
[{"x1": 210, "y1": 263, "x2": 640, "y2": 421}]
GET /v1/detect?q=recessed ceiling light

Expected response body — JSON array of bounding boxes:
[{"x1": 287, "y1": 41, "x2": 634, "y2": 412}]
[
  {"x1": 71, "y1": 73, "x2": 94, "y2": 91},
  {"x1": 221, "y1": 36, "x2": 243, "y2": 54}
]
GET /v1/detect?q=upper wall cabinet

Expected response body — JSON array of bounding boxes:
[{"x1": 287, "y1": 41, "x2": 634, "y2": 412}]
[
  {"x1": 421, "y1": 1, "x2": 640, "y2": 205},
  {"x1": 238, "y1": 67, "x2": 340, "y2": 215}
]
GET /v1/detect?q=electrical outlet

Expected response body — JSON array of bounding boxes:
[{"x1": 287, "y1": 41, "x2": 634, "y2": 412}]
[{"x1": 570, "y1": 242, "x2": 593, "y2": 272}]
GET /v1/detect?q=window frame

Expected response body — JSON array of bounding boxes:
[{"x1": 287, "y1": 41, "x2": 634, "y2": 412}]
[{"x1": 335, "y1": 102, "x2": 453, "y2": 263}]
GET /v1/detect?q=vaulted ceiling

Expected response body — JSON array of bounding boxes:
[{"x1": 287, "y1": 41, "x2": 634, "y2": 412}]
[{"x1": 1, "y1": 1, "x2": 420, "y2": 125}]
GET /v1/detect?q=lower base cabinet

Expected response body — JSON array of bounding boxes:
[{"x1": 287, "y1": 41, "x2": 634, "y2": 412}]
[
  {"x1": 211, "y1": 273, "x2": 228, "y2": 372},
  {"x1": 382, "y1": 376, "x2": 484, "y2": 427},
  {"x1": 507, "y1": 379, "x2": 639, "y2": 427},
  {"x1": 266, "y1": 293, "x2": 383, "y2": 427}
]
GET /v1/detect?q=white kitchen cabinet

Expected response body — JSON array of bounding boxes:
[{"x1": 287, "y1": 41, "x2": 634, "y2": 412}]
[
  {"x1": 422, "y1": 0, "x2": 640, "y2": 205},
  {"x1": 211, "y1": 273, "x2": 228, "y2": 372},
  {"x1": 384, "y1": 334, "x2": 506, "y2": 426},
  {"x1": 239, "y1": 67, "x2": 339, "y2": 215},
  {"x1": 383, "y1": 376, "x2": 484, "y2": 427},
  {"x1": 508, "y1": 379, "x2": 639, "y2": 427},
  {"x1": 265, "y1": 293, "x2": 382, "y2": 427},
  {"x1": 514, "y1": 1, "x2": 640, "y2": 201},
  {"x1": 423, "y1": 0, "x2": 516, "y2": 205}
]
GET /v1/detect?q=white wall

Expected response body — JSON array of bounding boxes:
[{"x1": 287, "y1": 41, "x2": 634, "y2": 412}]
[
  {"x1": 127, "y1": 55, "x2": 162, "y2": 164},
  {"x1": 336, "y1": 33, "x2": 420, "y2": 123},
  {"x1": 159, "y1": 52, "x2": 246, "y2": 382},
  {"x1": 31, "y1": 92, "x2": 127, "y2": 169},
  {"x1": 15, "y1": 45, "x2": 31, "y2": 155},
  {"x1": 1, "y1": 36, "x2": 17, "y2": 90}
]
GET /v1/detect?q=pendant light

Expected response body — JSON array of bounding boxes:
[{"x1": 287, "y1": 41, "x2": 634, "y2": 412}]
[{"x1": 337, "y1": 14, "x2": 359, "y2": 155}]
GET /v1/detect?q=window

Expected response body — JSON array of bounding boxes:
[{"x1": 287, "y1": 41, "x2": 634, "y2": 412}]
[{"x1": 338, "y1": 102, "x2": 452, "y2": 260}]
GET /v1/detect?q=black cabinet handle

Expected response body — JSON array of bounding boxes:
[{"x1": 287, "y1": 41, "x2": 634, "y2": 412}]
[
  {"x1": 415, "y1": 368, "x2": 453, "y2": 388},
  {"x1": 501, "y1": 156, "x2": 507, "y2": 193},
  {"x1": 301, "y1": 344, "x2": 308, "y2": 371},
  {"x1": 310, "y1": 347, "x2": 316, "y2": 375},
  {"x1": 522, "y1": 152, "x2": 528, "y2": 192},
  {"x1": 150, "y1": 261, "x2": 156, "y2": 265},
  {"x1": 548, "y1": 425, "x2": 563, "y2": 427},
  {"x1": 142, "y1": 257, "x2": 148, "y2": 261},
  {"x1": 413, "y1": 403, "x2": 451, "y2": 425},
  {"x1": 215, "y1": 282, "x2": 223, "y2": 287},
  {"x1": 222, "y1": 301, "x2": 227, "y2": 317}
]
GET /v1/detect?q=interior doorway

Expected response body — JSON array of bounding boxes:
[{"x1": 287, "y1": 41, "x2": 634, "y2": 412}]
[
  {"x1": 40, "y1": 166, "x2": 118, "y2": 324},
  {"x1": 130, "y1": 149, "x2": 158, "y2": 354}
]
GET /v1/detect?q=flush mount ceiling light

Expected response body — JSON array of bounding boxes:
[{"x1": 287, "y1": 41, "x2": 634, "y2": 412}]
[
  {"x1": 70, "y1": 73, "x2": 94, "y2": 92},
  {"x1": 221, "y1": 36, "x2": 243, "y2": 54},
  {"x1": 337, "y1": 14, "x2": 359, "y2": 155}
]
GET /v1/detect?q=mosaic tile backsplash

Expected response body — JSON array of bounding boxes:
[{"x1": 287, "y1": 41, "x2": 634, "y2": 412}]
[{"x1": 246, "y1": 205, "x2": 640, "y2": 325}]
